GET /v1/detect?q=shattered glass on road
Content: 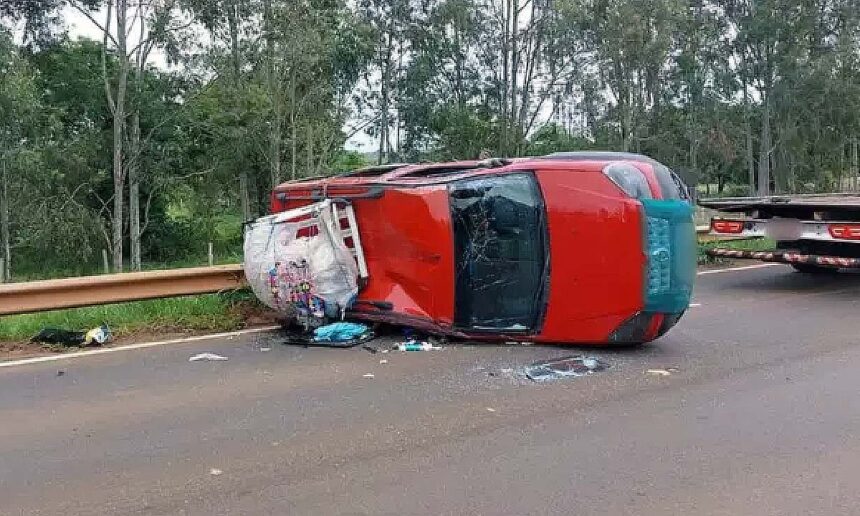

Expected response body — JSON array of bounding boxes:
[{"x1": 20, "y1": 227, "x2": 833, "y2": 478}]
[{"x1": 522, "y1": 355, "x2": 610, "y2": 382}]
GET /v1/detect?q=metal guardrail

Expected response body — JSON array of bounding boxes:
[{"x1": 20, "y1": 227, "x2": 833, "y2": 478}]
[
  {"x1": 0, "y1": 265, "x2": 246, "y2": 316},
  {"x1": 1, "y1": 228, "x2": 714, "y2": 317}
]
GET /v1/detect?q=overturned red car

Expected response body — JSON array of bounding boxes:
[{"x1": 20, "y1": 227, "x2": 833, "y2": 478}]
[{"x1": 263, "y1": 152, "x2": 695, "y2": 344}]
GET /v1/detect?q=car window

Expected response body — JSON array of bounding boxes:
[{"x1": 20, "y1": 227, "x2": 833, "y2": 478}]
[{"x1": 652, "y1": 163, "x2": 690, "y2": 201}]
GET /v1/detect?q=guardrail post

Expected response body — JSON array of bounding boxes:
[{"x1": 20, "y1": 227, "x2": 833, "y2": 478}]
[
  {"x1": 208, "y1": 242, "x2": 214, "y2": 266},
  {"x1": 0, "y1": 258, "x2": 5, "y2": 284},
  {"x1": 102, "y1": 249, "x2": 110, "y2": 274}
]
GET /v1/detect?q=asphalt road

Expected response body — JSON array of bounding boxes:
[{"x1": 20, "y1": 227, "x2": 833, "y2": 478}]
[{"x1": 3, "y1": 264, "x2": 860, "y2": 515}]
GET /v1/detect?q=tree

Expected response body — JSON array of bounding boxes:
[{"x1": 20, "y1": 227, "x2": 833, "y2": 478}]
[
  {"x1": 0, "y1": 30, "x2": 42, "y2": 280},
  {"x1": 187, "y1": 0, "x2": 258, "y2": 221},
  {"x1": 41, "y1": 0, "x2": 192, "y2": 271}
]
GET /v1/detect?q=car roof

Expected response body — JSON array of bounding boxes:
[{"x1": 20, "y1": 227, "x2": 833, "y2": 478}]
[
  {"x1": 273, "y1": 153, "x2": 663, "y2": 192},
  {"x1": 542, "y1": 151, "x2": 659, "y2": 165}
]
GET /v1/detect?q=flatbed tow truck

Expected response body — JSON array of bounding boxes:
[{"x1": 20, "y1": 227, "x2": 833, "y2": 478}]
[{"x1": 700, "y1": 193, "x2": 860, "y2": 272}]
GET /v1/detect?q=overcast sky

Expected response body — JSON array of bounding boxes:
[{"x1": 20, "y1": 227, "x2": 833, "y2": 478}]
[{"x1": 56, "y1": 5, "x2": 373, "y2": 153}]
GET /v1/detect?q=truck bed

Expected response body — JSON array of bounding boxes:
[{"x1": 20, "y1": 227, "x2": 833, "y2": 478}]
[{"x1": 699, "y1": 193, "x2": 860, "y2": 218}]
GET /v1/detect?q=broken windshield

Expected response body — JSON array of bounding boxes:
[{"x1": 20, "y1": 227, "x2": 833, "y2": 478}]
[{"x1": 449, "y1": 173, "x2": 549, "y2": 331}]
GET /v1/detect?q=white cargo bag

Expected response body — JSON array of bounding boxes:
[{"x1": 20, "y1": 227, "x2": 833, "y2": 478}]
[{"x1": 243, "y1": 200, "x2": 359, "y2": 318}]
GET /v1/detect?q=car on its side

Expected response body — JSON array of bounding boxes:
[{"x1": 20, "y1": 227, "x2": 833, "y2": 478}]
[{"x1": 269, "y1": 152, "x2": 695, "y2": 344}]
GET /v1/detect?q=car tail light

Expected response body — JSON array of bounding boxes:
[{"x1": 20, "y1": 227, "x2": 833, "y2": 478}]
[
  {"x1": 602, "y1": 163, "x2": 653, "y2": 200},
  {"x1": 711, "y1": 219, "x2": 744, "y2": 234},
  {"x1": 828, "y1": 223, "x2": 860, "y2": 240}
]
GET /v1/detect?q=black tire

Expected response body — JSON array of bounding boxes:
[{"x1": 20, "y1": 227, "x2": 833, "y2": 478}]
[{"x1": 791, "y1": 263, "x2": 839, "y2": 274}]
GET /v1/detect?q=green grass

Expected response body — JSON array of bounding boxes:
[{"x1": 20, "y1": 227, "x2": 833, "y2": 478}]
[
  {"x1": 0, "y1": 292, "x2": 260, "y2": 342},
  {"x1": 0, "y1": 236, "x2": 778, "y2": 342},
  {"x1": 698, "y1": 237, "x2": 776, "y2": 265}
]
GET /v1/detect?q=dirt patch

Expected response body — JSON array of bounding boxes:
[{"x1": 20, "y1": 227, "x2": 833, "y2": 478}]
[
  {"x1": 0, "y1": 340, "x2": 68, "y2": 361},
  {"x1": 231, "y1": 302, "x2": 282, "y2": 327}
]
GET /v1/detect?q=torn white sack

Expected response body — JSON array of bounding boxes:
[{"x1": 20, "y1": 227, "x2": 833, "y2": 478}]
[{"x1": 243, "y1": 200, "x2": 359, "y2": 318}]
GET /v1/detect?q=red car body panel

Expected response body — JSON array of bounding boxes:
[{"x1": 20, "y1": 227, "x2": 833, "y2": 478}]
[
  {"x1": 534, "y1": 162, "x2": 647, "y2": 342},
  {"x1": 271, "y1": 156, "x2": 689, "y2": 343},
  {"x1": 350, "y1": 187, "x2": 456, "y2": 324}
]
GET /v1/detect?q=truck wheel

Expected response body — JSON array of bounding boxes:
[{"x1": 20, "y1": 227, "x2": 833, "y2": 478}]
[{"x1": 791, "y1": 263, "x2": 838, "y2": 274}]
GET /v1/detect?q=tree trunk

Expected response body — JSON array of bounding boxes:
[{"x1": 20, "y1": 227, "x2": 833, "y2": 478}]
[
  {"x1": 107, "y1": 0, "x2": 129, "y2": 272},
  {"x1": 838, "y1": 140, "x2": 845, "y2": 191},
  {"x1": 377, "y1": 28, "x2": 394, "y2": 164},
  {"x1": 239, "y1": 173, "x2": 251, "y2": 221},
  {"x1": 500, "y1": 0, "x2": 511, "y2": 154},
  {"x1": 0, "y1": 158, "x2": 10, "y2": 281},
  {"x1": 395, "y1": 36, "x2": 404, "y2": 158},
  {"x1": 306, "y1": 123, "x2": 314, "y2": 177},
  {"x1": 509, "y1": 0, "x2": 520, "y2": 150},
  {"x1": 228, "y1": 0, "x2": 251, "y2": 219},
  {"x1": 270, "y1": 109, "x2": 282, "y2": 188},
  {"x1": 745, "y1": 118, "x2": 755, "y2": 195},
  {"x1": 129, "y1": 112, "x2": 141, "y2": 270},
  {"x1": 263, "y1": 0, "x2": 281, "y2": 188},
  {"x1": 742, "y1": 74, "x2": 755, "y2": 195},
  {"x1": 621, "y1": 90, "x2": 632, "y2": 152},
  {"x1": 852, "y1": 138, "x2": 859, "y2": 192},
  {"x1": 453, "y1": 19, "x2": 464, "y2": 109},
  {"x1": 290, "y1": 71, "x2": 297, "y2": 180},
  {"x1": 112, "y1": 109, "x2": 125, "y2": 273},
  {"x1": 757, "y1": 96, "x2": 772, "y2": 197},
  {"x1": 689, "y1": 137, "x2": 698, "y2": 186}
]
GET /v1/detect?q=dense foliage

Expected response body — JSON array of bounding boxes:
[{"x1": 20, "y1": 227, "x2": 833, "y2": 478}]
[{"x1": 1, "y1": 0, "x2": 859, "y2": 278}]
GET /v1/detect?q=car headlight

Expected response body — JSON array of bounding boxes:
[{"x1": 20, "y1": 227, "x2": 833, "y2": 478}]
[{"x1": 602, "y1": 162, "x2": 653, "y2": 199}]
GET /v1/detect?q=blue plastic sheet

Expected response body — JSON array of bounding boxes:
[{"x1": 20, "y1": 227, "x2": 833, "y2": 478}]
[{"x1": 312, "y1": 322, "x2": 370, "y2": 342}]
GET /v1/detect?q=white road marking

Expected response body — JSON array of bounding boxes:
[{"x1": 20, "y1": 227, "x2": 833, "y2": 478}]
[
  {"x1": 0, "y1": 263, "x2": 786, "y2": 370},
  {"x1": 697, "y1": 263, "x2": 782, "y2": 276},
  {"x1": 0, "y1": 325, "x2": 281, "y2": 369},
  {"x1": 689, "y1": 303, "x2": 702, "y2": 307}
]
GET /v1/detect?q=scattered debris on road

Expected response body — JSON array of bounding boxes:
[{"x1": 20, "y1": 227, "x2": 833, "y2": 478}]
[
  {"x1": 260, "y1": 346, "x2": 271, "y2": 352},
  {"x1": 56, "y1": 370, "x2": 65, "y2": 377},
  {"x1": 646, "y1": 367, "x2": 679, "y2": 377},
  {"x1": 379, "y1": 359, "x2": 388, "y2": 364},
  {"x1": 523, "y1": 356, "x2": 609, "y2": 382},
  {"x1": 395, "y1": 340, "x2": 441, "y2": 351},
  {"x1": 30, "y1": 324, "x2": 111, "y2": 347},
  {"x1": 486, "y1": 407, "x2": 496, "y2": 412},
  {"x1": 189, "y1": 353, "x2": 229, "y2": 362},
  {"x1": 314, "y1": 322, "x2": 369, "y2": 342},
  {"x1": 209, "y1": 468, "x2": 223, "y2": 476},
  {"x1": 363, "y1": 373, "x2": 375, "y2": 378},
  {"x1": 281, "y1": 321, "x2": 375, "y2": 349}
]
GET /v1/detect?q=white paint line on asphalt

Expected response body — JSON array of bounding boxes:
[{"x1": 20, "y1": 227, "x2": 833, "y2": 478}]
[
  {"x1": 0, "y1": 325, "x2": 281, "y2": 369},
  {"x1": 697, "y1": 263, "x2": 782, "y2": 276},
  {"x1": 689, "y1": 303, "x2": 702, "y2": 307},
  {"x1": 0, "y1": 264, "x2": 786, "y2": 370}
]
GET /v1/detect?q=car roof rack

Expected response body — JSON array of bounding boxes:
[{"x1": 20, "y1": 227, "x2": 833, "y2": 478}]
[
  {"x1": 340, "y1": 163, "x2": 411, "y2": 178},
  {"x1": 542, "y1": 151, "x2": 657, "y2": 164}
]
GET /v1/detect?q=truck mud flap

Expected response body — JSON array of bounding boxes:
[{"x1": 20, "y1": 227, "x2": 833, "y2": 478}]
[{"x1": 707, "y1": 248, "x2": 860, "y2": 268}]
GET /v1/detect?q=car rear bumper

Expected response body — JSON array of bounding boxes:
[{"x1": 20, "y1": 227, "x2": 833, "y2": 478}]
[{"x1": 707, "y1": 248, "x2": 860, "y2": 268}]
